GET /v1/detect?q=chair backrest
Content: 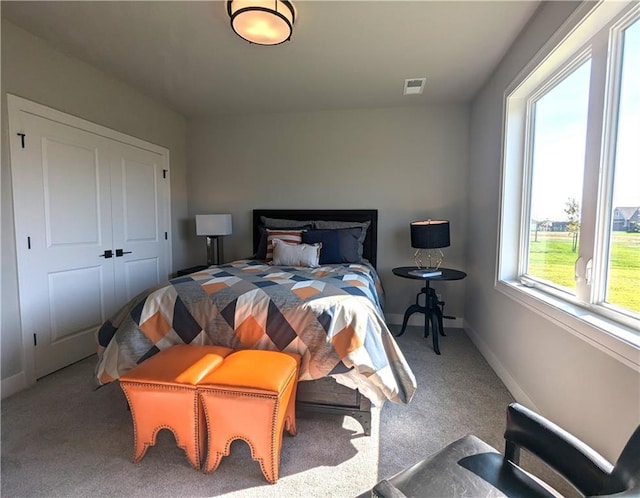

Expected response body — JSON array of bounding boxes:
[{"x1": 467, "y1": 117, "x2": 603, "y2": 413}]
[{"x1": 505, "y1": 403, "x2": 640, "y2": 497}]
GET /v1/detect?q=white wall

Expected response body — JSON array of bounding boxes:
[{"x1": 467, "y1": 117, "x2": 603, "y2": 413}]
[
  {"x1": 466, "y1": 1, "x2": 640, "y2": 461},
  {"x1": 0, "y1": 20, "x2": 189, "y2": 392},
  {"x1": 187, "y1": 106, "x2": 469, "y2": 318}
]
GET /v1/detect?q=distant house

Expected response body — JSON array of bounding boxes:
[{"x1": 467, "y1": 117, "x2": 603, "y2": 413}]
[
  {"x1": 551, "y1": 221, "x2": 569, "y2": 232},
  {"x1": 613, "y1": 207, "x2": 640, "y2": 232}
]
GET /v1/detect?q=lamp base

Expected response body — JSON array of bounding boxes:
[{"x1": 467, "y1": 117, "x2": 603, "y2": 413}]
[
  {"x1": 414, "y1": 248, "x2": 444, "y2": 270},
  {"x1": 206, "y1": 236, "x2": 224, "y2": 266}
]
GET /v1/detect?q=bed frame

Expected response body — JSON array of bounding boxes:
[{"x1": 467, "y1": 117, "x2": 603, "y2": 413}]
[{"x1": 253, "y1": 209, "x2": 378, "y2": 435}]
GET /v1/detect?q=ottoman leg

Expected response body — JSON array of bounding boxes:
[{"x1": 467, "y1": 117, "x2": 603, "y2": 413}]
[
  {"x1": 122, "y1": 384, "x2": 204, "y2": 469},
  {"x1": 201, "y1": 391, "x2": 280, "y2": 483},
  {"x1": 283, "y1": 378, "x2": 298, "y2": 437},
  {"x1": 281, "y1": 351, "x2": 301, "y2": 437}
]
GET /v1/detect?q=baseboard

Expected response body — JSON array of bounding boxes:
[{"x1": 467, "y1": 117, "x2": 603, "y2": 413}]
[
  {"x1": 463, "y1": 320, "x2": 539, "y2": 412},
  {"x1": 386, "y1": 313, "x2": 464, "y2": 329},
  {"x1": 1, "y1": 370, "x2": 27, "y2": 400}
]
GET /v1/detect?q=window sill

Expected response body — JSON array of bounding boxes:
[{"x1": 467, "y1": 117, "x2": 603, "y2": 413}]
[{"x1": 496, "y1": 279, "x2": 640, "y2": 372}]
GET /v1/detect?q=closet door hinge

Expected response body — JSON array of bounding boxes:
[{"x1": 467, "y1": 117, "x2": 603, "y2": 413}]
[
  {"x1": 162, "y1": 169, "x2": 168, "y2": 179},
  {"x1": 17, "y1": 133, "x2": 26, "y2": 149}
]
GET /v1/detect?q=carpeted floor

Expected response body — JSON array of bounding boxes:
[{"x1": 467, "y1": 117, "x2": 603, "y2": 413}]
[{"x1": 1, "y1": 326, "x2": 577, "y2": 497}]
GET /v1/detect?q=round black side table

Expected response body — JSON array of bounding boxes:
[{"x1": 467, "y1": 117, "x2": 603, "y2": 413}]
[{"x1": 392, "y1": 266, "x2": 467, "y2": 355}]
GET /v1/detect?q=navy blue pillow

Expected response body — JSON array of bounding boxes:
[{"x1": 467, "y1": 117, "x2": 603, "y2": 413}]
[
  {"x1": 334, "y1": 227, "x2": 363, "y2": 263},
  {"x1": 302, "y1": 229, "x2": 342, "y2": 265}
]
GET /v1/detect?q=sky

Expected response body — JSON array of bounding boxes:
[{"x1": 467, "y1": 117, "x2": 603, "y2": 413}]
[
  {"x1": 612, "y1": 18, "x2": 640, "y2": 213},
  {"x1": 529, "y1": 18, "x2": 639, "y2": 223}
]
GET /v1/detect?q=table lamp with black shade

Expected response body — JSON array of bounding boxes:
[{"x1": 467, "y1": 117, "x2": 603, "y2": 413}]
[
  {"x1": 196, "y1": 214, "x2": 232, "y2": 266},
  {"x1": 410, "y1": 219, "x2": 450, "y2": 276}
]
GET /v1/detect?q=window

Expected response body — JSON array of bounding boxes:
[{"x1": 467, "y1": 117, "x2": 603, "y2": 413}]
[
  {"x1": 605, "y1": 19, "x2": 640, "y2": 314},
  {"x1": 526, "y1": 60, "x2": 591, "y2": 295},
  {"x1": 499, "y1": 1, "x2": 640, "y2": 355}
]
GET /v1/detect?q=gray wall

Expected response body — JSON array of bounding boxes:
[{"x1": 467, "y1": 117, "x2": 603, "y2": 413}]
[
  {"x1": 466, "y1": 1, "x2": 640, "y2": 461},
  {"x1": 186, "y1": 106, "x2": 469, "y2": 318},
  {"x1": 1, "y1": 21, "x2": 189, "y2": 384}
]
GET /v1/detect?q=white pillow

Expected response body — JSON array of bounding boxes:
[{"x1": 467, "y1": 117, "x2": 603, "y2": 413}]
[{"x1": 271, "y1": 238, "x2": 322, "y2": 267}]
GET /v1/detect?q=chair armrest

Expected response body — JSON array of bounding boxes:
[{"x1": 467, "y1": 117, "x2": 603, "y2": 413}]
[
  {"x1": 371, "y1": 480, "x2": 408, "y2": 498},
  {"x1": 505, "y1": 403, "x2": 614, "y2": 496}
]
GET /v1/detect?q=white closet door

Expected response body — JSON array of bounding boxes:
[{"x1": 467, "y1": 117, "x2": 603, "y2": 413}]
[
  {"x1": 110, "y1": 142, "x2": 169, "y2": 303},
  {"x1": 9, "y1": 96, "x2": 172, "y2": 381},
  {"x1": 14, "y1": 113, "x2": 117, "y2": 378}
]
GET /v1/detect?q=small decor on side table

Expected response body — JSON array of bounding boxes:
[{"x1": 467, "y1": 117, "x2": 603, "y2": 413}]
[{"x1": 408, "y1": 268, "x2": 442, "y2": 278}]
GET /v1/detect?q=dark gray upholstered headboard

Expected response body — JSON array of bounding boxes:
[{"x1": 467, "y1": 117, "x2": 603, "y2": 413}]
[{"x1": 252, "y1": 209, "x2": 378, "y2": 268}]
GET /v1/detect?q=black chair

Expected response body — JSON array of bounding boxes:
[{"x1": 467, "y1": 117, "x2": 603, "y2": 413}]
[{"x1": 371, "y1": 403, "x2": 640, "y2": 497}]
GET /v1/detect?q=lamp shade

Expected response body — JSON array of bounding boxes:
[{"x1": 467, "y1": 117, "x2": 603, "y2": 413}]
[
  {"x1": 196, "y1": 214, "x2": 233, "y2": 236},
  {"x1": 410, "y1": 220, "x2": 450, "y2": 249},
  {"x1": 227, "y1": 0, "x2": 295, "y2": 46}
]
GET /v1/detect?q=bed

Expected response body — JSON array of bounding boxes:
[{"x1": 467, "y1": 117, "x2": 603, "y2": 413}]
[{"x1": 95, "y1": 209, "x2": 416, "y2": 435}]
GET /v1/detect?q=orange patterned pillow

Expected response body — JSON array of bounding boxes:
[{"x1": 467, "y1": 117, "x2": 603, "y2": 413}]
[{"x1": 265, "y1": 229, "x2": 303, "y2": 263}]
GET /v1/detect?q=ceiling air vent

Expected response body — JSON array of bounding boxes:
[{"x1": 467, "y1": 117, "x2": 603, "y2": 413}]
[{"x1": 403, "y1": 78, "x2": 426, "y2": 95}]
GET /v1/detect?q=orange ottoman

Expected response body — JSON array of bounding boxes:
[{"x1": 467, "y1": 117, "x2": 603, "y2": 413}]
[
  {"x1": 198, "y1": 350, "x2": 301, "y2": 483},
  {"x1": 119, "y1": 344, "x2": 234, "y2": 469}
]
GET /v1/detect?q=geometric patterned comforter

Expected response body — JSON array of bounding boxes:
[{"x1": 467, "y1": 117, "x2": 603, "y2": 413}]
[{"x1": 95, "y1": 260, "x2": 416, "y2": 406}]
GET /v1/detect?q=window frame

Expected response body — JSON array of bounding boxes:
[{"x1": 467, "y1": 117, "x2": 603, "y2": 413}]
[
  {"x1": 497, "y1": 0, "x2": 640, "y2": 372},
  {"x1": 520, "y1": 50, "x2": 592, "y2": 291}
]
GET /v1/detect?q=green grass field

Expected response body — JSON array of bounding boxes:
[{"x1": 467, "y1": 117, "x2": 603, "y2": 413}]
[{"x1": 528, "y1": 231, "x2": 640, "y2": 313}]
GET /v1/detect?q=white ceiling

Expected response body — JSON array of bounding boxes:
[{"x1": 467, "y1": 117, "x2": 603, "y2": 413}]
[{"x1": 1, "y1": 1, "x2": 540, "y2": 118}]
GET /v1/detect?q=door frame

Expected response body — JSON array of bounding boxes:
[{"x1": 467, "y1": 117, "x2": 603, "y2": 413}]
[{"x1": 7, "y1": 94, "x2": 172, "y2": 386}]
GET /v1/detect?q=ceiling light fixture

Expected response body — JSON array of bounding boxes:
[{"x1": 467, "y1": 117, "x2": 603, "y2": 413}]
[{"x1": 227, "y1": 0, "x2": 295, "y2": 46}]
